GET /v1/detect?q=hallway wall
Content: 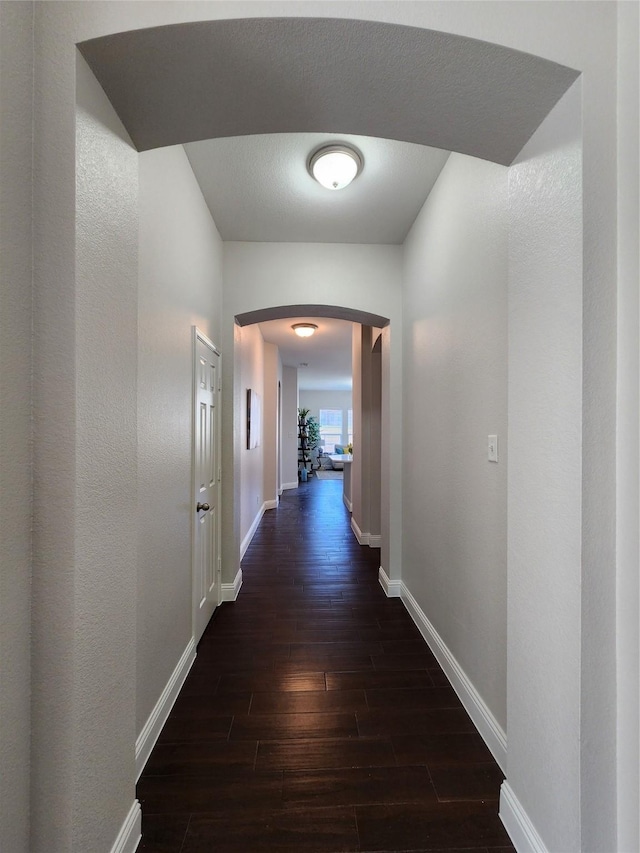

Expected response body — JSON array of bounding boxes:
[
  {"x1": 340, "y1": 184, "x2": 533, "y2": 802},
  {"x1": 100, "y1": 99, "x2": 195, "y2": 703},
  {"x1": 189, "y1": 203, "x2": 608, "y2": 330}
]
[
  {"x1": 263, "y1": 342, "x2": 280, "y2": 505},
  {"x1": 0, "y1": 4, "x2": 33, "y2": 850},
  {"x1": 32, "y1": 55, "x2": 140, "y2": 853},
  {"x1": 507, "y1": 83, "x2": 583, "y2": 853},
  {"x1": 137, "y1": 145, "x2": 223, "y2": 733},
  {"x1": 239, "y1": 323, "x2": 266, "y2": 551},
  {"x1": 281, "y1": 366, "x2": 299, "y2": 490},
  {"x1": 402, "y1": 154, "x2": 508, "y2": 733}
]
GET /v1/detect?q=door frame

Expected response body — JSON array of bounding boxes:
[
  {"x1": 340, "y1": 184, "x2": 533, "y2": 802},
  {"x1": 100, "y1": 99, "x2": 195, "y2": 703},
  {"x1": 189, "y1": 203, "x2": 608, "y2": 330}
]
[{"x1": 191, "y1": 326, "x2": 222, "y2": 641}]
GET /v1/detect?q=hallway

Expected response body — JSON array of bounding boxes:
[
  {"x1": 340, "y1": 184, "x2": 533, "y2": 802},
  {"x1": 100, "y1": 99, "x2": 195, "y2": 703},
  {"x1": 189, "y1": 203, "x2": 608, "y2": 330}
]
[{"x1": 138, "y1": 477, "x2": 513, "y2": 852}]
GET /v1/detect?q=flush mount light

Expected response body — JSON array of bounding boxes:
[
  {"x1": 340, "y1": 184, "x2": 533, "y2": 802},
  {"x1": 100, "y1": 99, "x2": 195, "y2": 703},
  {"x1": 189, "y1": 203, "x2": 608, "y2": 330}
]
[
  {"x1": 308, "y1": 144, "x2": 364, "y2": 190},
  {"x1": 292, "y1": 323, "x2": 318, "y2": 338}
]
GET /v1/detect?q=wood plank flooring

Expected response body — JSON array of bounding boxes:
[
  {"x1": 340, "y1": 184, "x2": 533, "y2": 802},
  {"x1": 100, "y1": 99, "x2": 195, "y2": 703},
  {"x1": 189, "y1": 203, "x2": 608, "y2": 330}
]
[{"x1": 138, "y1": 477, "x2": 514, "y2": 852}]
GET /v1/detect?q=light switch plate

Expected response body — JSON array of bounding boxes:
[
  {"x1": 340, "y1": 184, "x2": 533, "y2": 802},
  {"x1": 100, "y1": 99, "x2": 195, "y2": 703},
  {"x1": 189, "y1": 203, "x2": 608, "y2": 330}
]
[{"x1": 488, "y1": 435, "x2": 498, "y2": 462}]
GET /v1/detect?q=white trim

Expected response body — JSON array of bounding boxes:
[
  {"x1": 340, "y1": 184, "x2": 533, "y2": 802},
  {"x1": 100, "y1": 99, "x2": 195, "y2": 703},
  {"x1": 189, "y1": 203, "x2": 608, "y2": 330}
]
[
  {"x1": 135, "y1": 639, "x2": 196, "y2": 780},
  {"x1": 401, "y1": 581, "x2": 507, "y2": 772},
  {"x1": 500, "y1": 782, "x2": 548, "y2": 853},
  {"x1": 343, "y1": 493, "x2": 352, "y2": 512},
  {"x1": 281, "y1": 480, "x2": 298, "y2": 491},
  {"x1": 221, "y1": 567, "x2": 243, "y2": 602},
  {"x1": 241, "y1": 502, "x2": 266, "y2": 558},
  {"x1": 350, "y1": 516, "x2": 369, "y2": 545},
  {"x1": 369, "y1": 533, "x2": 382, "y2": 548},
  {"x1": 378, "y1": 566, "x2": 402, "y2": 597},
  {"x1": 109, "y1": 800, "x2": 141, "y2": 853},
  {"x1": 264, "y1": 498, "x2": 278, "y2": 510}
]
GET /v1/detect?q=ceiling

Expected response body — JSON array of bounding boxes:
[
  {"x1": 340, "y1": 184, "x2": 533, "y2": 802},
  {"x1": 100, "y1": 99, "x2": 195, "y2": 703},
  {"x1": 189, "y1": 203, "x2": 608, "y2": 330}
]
[
  {"x1": 184, "y1": 133, "x2": 449, "y2": 244},
  {"x1": 258, "y1": 316, "x2": 354, "y2": 392},
  {"x1": 188, "y1": 130, "x2": 445, "y2": 387}
]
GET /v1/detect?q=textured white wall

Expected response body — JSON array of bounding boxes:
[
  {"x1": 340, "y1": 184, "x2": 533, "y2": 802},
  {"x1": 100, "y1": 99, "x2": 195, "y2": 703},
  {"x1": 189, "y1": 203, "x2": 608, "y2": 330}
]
[
  {"x1": 615, "y1": 5, "x2": 640, "y2": 851},
  {"x1": 402, "y1": 153, "x2": 508, "y2": 731},
  {"x1": 50, "y1": 56, "x2": 138, "y2": 852},
  {"x1": 137, "y1": 145, "x2": 223, "y2": 732},
  {"x1": 281, "y1": 366, "x2": 299, "y2": 488},
  {"x1": 507, "y1": 83, "x2": 582, "y2": 852},
  {"x1": 239, "y1": 324, "x2": 266, "y2": 545},
  {"x1": 351, "y1": 325, "x2": 363, "y2": 532},
  {"x1": 369, "y1": 346, "x2": 382, "y2": 538},
  {"x1": 351, "y1": 325, "x2": 374, "y2": 541},
  {"x1": 380, "y1": 325, "x2": 395, "y2": 578},
  {"x1": 263, "y1": 342, "x2": 279, "y2": 503},
  {"x1": 0, "y1": 4, "x2": 33, "y2": 850}
]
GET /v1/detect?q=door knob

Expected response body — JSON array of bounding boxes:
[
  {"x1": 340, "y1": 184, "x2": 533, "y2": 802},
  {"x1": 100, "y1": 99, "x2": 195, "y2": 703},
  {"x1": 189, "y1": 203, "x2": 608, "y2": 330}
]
[{"x1": 197, "y1": 502, "x2": 210, "y2": 512}]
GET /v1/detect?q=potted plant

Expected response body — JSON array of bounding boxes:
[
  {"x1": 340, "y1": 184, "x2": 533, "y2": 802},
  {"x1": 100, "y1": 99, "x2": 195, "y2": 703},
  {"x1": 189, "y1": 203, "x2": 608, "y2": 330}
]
[
  {"x1": 306, "y1": 416, "x2": 321, "y2": 468},
  {"x1": 298, "y1": 409, "x2": 321, "y2": 476}
]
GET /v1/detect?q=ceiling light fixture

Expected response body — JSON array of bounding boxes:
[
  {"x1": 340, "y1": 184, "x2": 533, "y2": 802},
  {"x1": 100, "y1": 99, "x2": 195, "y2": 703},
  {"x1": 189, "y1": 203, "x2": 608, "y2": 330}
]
[
  {"x1": 308, "y1": 144, "x2": 364, "y2": 190},
  {"x1": 292, "y1": 323, "x2": 318, "y2": 338}
]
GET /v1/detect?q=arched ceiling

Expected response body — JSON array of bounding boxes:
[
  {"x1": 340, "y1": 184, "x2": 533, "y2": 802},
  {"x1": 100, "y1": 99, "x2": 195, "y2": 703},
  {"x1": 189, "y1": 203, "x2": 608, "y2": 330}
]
[
  {"x1": 236, "y1": 306, "x2": 388, "y2": 392},
  {"x1": 235, "y1": 304, "x2": 389, "y2": 328},
  {"x1": 78, "y1": 17, "x2": 579, "y2": 166}
]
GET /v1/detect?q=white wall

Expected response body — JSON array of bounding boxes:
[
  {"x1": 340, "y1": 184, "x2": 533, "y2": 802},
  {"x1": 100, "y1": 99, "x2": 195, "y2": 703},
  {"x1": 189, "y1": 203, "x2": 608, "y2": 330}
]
[
  {"x1": 351, "y1": 325, "x2": 363, "y2": 532},
  {"x1": 370, "y1": 341, "x2": 382, "y2": 538},
  {"x1": 281, "y1": 366, "x2": 299, "y2": 489},
  {"x1": 506, "y1": 84, "x2": 582, "y2": 852},
  {"x1": 351, "y1": 325, "x2": 376, "y2": 542},
  {"x1": 263, "y1": 342, "x2": 279, "y2": 504},
  {"x1": 33, "y1": 56, "x2": 139, "y2": 852},
  {"x1": 239, "y1": 323, "x2": 266, "y2": 549},
  {"x1": 402, "y1": 153, "x2": 508, "y2": 734},
  {"x1": 0, "y1": 4, "x2": 33, "y2": 850},
  {"x1": 137, "y1": 145, "x2": 223, "y2": 732},
  {"x1": 615, "y1": 4, "x2": 640, "y2": 850},
  {"x1": 298, "y1": 389, "x2": 353, "y2": 449}
]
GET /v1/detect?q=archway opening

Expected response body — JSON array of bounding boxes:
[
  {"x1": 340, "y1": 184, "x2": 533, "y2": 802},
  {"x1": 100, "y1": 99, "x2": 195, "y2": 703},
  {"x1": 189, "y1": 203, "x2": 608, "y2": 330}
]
[{"x1": 232, "y1": 305, "x2": 393, "y2": 584}]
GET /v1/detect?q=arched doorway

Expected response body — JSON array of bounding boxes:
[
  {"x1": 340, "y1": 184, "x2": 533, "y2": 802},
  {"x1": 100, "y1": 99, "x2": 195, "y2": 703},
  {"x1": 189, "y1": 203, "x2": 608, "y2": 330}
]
[{"x1": 232, "y1": 305, "x2": 392, "y2": 589}]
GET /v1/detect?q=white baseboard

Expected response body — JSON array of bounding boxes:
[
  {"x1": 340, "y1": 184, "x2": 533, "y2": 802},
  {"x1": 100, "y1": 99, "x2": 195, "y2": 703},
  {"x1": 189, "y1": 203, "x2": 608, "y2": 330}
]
[
  {"x1": 281, "y1": 481, "x2": 298, "y2": 491},
  {"x1": 343, "y1": 494, "x2": 352, "y2": 512},
  {"x1": 110, "y1": 800, "x2": 141, "y2": 853},
  {"x1": 350, "y1": 516, "x2": 370, "y2": 545},
  {"x1": 241, "y1": 503, "x2": 266, "y2": 558},
  {"x1": 400, "y1": 582, "x2": 507, "y2": 772},
  {"x1": 135, "y1": 639, "x2": 196, "y2": 780},
  {"x1": 500, "y1": 782, "x2": 548, "y2": 853},
  {"x1": 221, "y1": 567, "x2": 243, "y2": 602},
  {"x1": 264, "y1": 498, "x2": 278, "y2": 510},
  {"x1": 378, "y1": 566, "x2": 402, "y2": 597},
  {"x1": 369, "y1": 534, "x2": 382, "y2": 548}
]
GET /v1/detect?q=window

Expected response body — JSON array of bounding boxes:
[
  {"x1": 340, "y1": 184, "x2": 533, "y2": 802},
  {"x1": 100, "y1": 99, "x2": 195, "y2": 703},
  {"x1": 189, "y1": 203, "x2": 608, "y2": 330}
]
[
  {"x1": 348, "y1": 409, "x2": 353, "y2": 445},
  {"x1": 319, "y1": 408, "x2": 342, "y2": 453}
]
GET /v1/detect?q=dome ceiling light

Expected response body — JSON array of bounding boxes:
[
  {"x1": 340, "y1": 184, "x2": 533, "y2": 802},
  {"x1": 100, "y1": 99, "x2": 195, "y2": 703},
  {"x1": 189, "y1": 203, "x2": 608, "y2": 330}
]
[
  {"x1": 308, "y1": 144, "x2": 364, "y2": 190},
  {"x1": 292, "y1": 323, "x2": 318, "y2": 338}
]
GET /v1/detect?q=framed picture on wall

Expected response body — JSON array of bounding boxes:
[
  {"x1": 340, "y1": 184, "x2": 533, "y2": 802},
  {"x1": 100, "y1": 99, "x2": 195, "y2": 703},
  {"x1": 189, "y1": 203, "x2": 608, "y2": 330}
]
[{"x1": 247, "y1": 389, "x2": 261, "y2": 449}]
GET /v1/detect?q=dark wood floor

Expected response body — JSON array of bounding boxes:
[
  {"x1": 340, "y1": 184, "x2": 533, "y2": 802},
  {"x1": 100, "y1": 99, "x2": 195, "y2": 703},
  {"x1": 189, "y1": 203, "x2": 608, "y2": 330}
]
[{"x1": 138, "y1": 476, "x2": 514, "y2": 852}]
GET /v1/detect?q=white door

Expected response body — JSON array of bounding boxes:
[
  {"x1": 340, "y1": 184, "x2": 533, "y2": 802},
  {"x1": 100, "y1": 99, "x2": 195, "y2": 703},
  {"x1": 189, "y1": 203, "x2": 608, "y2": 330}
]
[{"x1": 193, "y1": 329, "x2": 221, "y2": 644}]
